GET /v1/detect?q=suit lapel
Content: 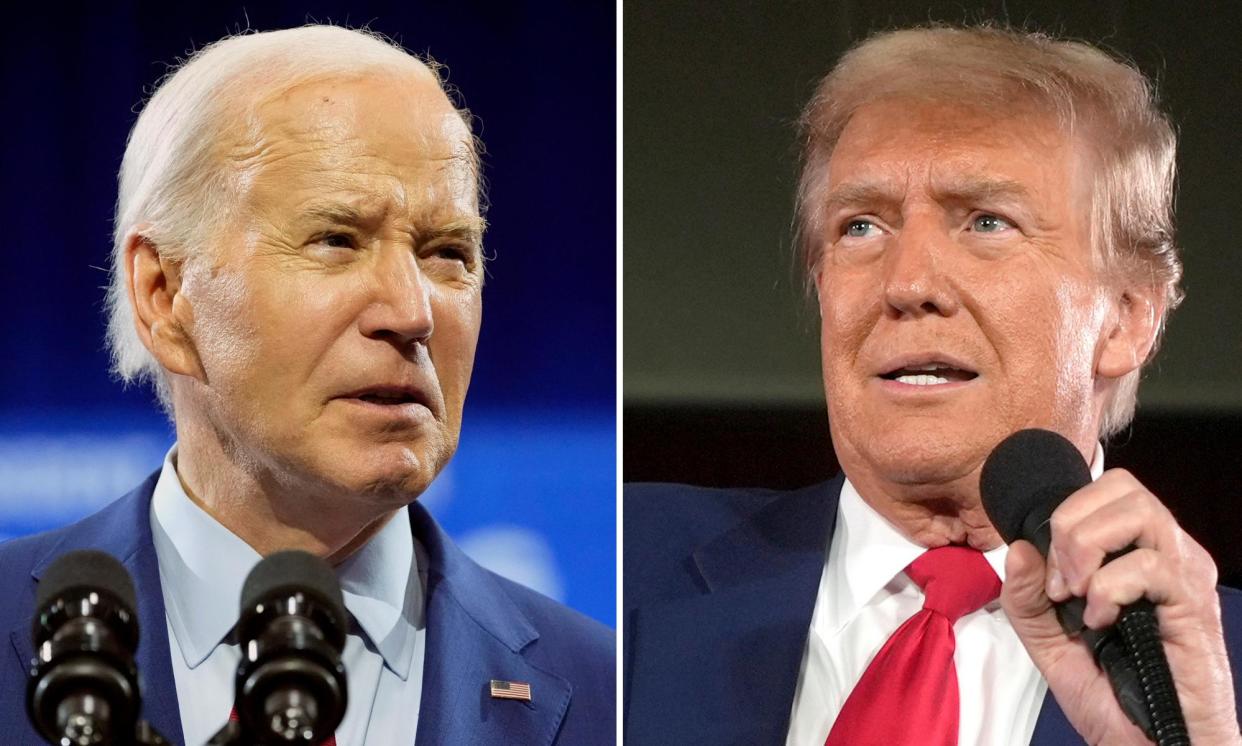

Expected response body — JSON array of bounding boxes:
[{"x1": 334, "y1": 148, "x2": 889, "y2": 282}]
[
  {"x1": 13, "y1": 474, "x2": 185, "y2": 746},
  {"x1": 122, "y1": 525, "x2": 184, "y2": 744},
  {"x1": 8, "y1": 618, "x2": 40, "y2": 746},
  {"x1": 410, "y1": 503, "x2": 571, "y2": 745},
  {"x1": 1031, "y1": 689, "x2": 1083, "y2": 745},
  {"x1": 627, "y1": 479, "x2": 841, "y2": 745}
]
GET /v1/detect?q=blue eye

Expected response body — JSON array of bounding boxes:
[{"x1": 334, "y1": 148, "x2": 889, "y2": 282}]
[
  {"x1": 971, "y1": 214, "x2": 1012, "y2": 233},
  {"x1": 844, "y1": 219, "x2": 879, "y2": 238}
]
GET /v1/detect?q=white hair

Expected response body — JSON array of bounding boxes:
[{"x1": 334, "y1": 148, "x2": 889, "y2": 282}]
[{"x1": 105, "y1": 25, "x2": 477, "y2": 412}]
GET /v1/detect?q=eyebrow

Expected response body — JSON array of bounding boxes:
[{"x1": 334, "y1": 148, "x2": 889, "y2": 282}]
[
  {"x1": 821, "y1": 183, "x2": 903, "y2": 215},
  {"x1": 929, "y1": 177, "x2": 1033, "y2": 206},
  {"x1": 303, "y1": 202, "x2": 378, "y2": 228},
  {"x1": 422, "y1": 216, "x2": 488, "y2": 244},
  {"x1": 821, "y1": 177, "x2": 1035, "y2": 215},
  {"x1": 302, "y1": 203, "x2": 487, "y2": 240}
]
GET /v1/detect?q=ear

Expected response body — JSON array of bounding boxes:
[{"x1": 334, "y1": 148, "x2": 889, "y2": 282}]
[
  {"x1": 124, "y1": 229, "x2": 206, "y2": 381},
  {"x1": 1096, "y1": 283, "x2": 1165, "y2": 379}
]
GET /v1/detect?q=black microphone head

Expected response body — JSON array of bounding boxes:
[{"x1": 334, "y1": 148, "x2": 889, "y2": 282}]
[
  {"x1": 28, "y1": 550, "x2": 142, "y2": 744},
  {"x1": 980, "y1": 428, "x2": 1092, "y2": 543},
  {"x1": 36, "y1": 549, "x2": 137, "y2": 616},
  {"x1": 240, "y1": 550, "x2": 347, "y2": 640},
  {"x1": 234, "y1": 550, "x2": 349, "y2": 743}
]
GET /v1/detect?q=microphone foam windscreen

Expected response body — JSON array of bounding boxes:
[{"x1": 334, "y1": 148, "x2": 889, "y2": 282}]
[
  {"x1": 36, "y1": 549, "x2": 137, "y2": 613},
  {"x1": 241, "y1": 549, "x2": 347, "y2": 633},
  {"x1": 980, "y1": 428, "x2": 1091, "y2": 543}
]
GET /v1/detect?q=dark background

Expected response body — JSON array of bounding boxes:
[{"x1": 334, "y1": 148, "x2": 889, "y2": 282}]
[
  {"x1": 623, "y1": 0, "x2": 1242, "y2": 587},
  {"x1": 0, "y1": 2, "x2": 616, "y2": 624}
]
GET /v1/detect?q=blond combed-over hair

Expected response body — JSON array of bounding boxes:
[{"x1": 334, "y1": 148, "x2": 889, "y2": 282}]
[
  {"x1": 105, "y1": 25, "x2": 478, "y2": 412},
  {"x1": 795, "y1": 24, "x2": 1183, "y2": 438}
]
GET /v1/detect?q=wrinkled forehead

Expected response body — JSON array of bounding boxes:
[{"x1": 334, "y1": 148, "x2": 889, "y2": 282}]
[
  {"x1": 822, "y1": 98, "x2": 1095, "y2": 215},
  {"x1": 223, "y1": 69, "x2": 479, "y2": 215}
]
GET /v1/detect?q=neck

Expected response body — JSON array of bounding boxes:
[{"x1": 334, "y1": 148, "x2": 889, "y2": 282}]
[{"x1": 172, "y1": 414, "x2": 396, "y2": 564}]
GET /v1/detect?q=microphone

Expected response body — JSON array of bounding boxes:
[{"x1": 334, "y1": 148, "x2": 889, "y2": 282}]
[
  {"x1": 980, "y1": 428, "x2": 1187, "y2": 745},
  {"x1": 27, "y1": 549, "x2": 142, "y2": 746},
  {"x1": 217, "y1": 550, "x2": 349, "y2": 745}
]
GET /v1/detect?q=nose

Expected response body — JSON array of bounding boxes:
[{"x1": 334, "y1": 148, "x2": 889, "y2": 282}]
[
  {"x1": 357, "y1": 248, "x2": 434, "y2": 347},
  {"x1": 881, "y1": 219, "x2": 959, "y2": 318}
]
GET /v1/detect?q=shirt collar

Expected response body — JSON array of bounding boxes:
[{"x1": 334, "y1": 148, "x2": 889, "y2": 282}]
[
  {"x1": 149, "y1": 445, "x2": 424, "y2": 679},
  {"x1": 824, "y1": 441, "x2": 1105, "y2": 634}
]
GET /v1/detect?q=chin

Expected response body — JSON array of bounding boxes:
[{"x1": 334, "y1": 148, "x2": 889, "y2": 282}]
[
  {"x1": 306, "y1": 440, "x2": 450, "y2": 504},
  {"x1": 843, "y1": 419, "x2": 997, "y2": 488}
]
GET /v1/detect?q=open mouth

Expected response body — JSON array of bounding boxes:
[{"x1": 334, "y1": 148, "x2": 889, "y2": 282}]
[
  {"x1": 345, "y1": 386, "x2": 428, "y2": 407},
  {"x1": 879, "y1": 362, "x2": 978, "y2": 386}
]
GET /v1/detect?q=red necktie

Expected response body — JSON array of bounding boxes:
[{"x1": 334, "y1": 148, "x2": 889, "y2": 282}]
[
  {"x1": 229, "y1": 706, "x2": 337, "y2": 746},
  {"x1": 823, "y1": 545, "x2": 1001, "y2": 746}
]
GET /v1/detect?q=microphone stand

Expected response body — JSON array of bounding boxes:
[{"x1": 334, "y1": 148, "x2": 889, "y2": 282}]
[{"x1": 133, "y1": 720, "x2": 173, "y2": 745}]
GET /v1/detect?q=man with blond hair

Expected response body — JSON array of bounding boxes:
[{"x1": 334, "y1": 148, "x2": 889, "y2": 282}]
[
  {"x1": 625, "y1": 24, "x2": 1240, "y2": 745},
  {"x1": 0, "y1": 25, "x2": 613, "y2": 745}
]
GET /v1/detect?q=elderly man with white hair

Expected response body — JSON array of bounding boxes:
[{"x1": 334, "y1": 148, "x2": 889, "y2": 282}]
[
  {"x1": 0, "y1": 25, "x2": 614, "y2": 746},
  {"x1": 625, "y1": 24, "x2": 1241, "y2": 746}
]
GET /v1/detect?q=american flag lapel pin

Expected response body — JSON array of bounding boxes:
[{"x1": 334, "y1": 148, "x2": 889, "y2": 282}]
[{"x1": 489, "y1": 679, "x2": 532, "y2": 702}]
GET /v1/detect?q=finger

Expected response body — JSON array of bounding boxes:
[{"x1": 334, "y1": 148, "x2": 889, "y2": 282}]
[
  {"x1": 1051, "y1": 488, "x2": 1178, "y2": 596},
  {"x1": 1080, "y1": 548, "x2": 1173, "y2": 629},
  {"x1": 1044, "y1": 469, "x2": 1142, "y2": 586},
  {"x1": 1045, "y1": 468, "x2": 1144, "y2": 529},
  {"x1": 1044, "y1": 544, "x2": 1071, "y2": 602}
]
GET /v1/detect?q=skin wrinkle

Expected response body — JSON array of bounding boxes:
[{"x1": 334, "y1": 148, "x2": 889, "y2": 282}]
[
  {"x1": 817, "y1": 99, "x2": 1157, "y2": 551},
  {"x1": 139, "y1": 68, "x2": 484, "y2": 562},
  {"x1": 221, "y1": 68, "x2": 479, "y2": 243}
]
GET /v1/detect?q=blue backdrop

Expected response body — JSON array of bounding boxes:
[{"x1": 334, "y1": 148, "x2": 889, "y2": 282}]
[{"x1": 0, "y1": 3, "x2": 615, "y2": 626}]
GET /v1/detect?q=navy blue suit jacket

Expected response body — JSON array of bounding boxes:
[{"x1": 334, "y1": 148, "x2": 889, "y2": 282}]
[
  {"x1": 624, "y1": 477, "x2": 1242, "y2": 745},
  {"x1": 0, "y1": 472, "x2": 615, "y2": 745}
]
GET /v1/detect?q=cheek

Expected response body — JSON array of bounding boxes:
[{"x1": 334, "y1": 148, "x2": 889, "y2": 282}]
[
  {"x1": 818, "y1": 270, "x2": 876, "y2": 379},
  {"x1": 193, "y1": 268, "x2": 358, "y2": 390},
  {"x1": 430, "y1": 291, "x2": 482, "y2": 396},
  {"x1": 186, "y1": 269, "x2": 264, "y2": 374},
  {"x1": 982, "y1": 271, "x2": 1107, "y2": 406},
  {"x1": 1048, "y1": 281, "x2": 1110, "y2": 385}
]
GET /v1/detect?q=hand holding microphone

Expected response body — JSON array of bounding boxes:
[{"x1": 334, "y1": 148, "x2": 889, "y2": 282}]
[{"x1": 983, "y1": 429, "x2": 1240, "y2": 745}]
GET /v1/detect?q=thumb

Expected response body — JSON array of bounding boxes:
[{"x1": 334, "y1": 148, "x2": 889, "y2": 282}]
[
  {"x1": 1003, "y1": 540, "x2": 1054, "y2": 624},
  {"x1": 1001, "y1": 540, "x2": 1068, "y2": 657},
  {"x1": 1003, "y1": 541, "x2": 1105, "y2": 703}
]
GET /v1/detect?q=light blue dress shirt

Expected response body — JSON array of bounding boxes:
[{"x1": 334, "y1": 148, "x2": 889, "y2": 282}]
[{"x1": 148, "y1": 447, "x2": 427, "y2": 746}]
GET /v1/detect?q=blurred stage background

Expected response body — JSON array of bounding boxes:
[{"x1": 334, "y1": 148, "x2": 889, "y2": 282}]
[
  {"x1": 624, "y1": 0, "x2": 1242, "y2": 587},
  {"x1": 0, "y1": 3, "x2": 615, "y2": 626}
]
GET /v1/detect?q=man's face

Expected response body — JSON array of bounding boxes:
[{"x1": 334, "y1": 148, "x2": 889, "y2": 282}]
[
  {"x1": 815, "y1": 98, "x2": 1117, "y2": 489},
  {"x1": 174, "y1": 70, "x2": 482, "y2": 504}
]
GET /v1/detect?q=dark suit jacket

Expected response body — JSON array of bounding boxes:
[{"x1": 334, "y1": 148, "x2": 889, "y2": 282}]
[
  {"x1": 624, "y1": 477, "x2": 1242, "y2": 745},
  {"x1": 1, "y1": 472, "x2": 615, "y2": 745}
]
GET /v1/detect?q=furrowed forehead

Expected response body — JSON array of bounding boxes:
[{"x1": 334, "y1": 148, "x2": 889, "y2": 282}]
[
  {"x1": 220, "y1": 71, "x2": 479, "y2": 210},
  {"x1": 821, "y1": 176, "x2": 1036, "y2": 211}
]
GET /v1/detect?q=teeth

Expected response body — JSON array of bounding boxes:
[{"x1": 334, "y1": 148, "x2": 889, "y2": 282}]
[{"x1": 895, "y1": 374, "x2": 950, "y2": 386}]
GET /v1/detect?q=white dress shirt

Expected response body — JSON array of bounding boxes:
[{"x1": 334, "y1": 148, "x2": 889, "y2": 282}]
[
  {"x1": 785, "y1": 445, "x2": 1104, "y2": 746},
  {"x1": 148, "y1": 447, "x2": 427, "y2": 746}
]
